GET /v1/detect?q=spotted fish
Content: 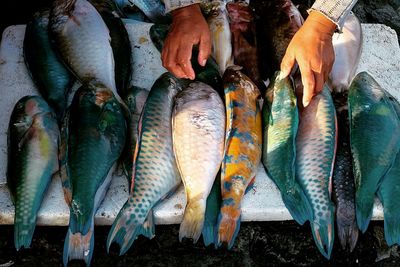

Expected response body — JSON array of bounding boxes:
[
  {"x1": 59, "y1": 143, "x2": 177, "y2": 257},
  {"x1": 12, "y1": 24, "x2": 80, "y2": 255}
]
[
  {"x1": 349, "y1": 72, "x2": 400, "y2": 233},
  {"x1": 107, "y1": 73, "x2": 183, "y2": 255},
  {"x1": 172, "y1": 82, "x2": 225, "y2": 243},
  {"x1": 216, "y1": 66, "x2": 262, "y2": 249},
  {"x1": 262, "y1": 72, "x2": 312, "y2": 225},
  {"x1": 7, "y1": 96, "x2": 59, "y2": 250},
  {"x1": 61, "y1": 86, "x2": 126, "y2": 266},
  {"x1": 296, "y1": 85, "x2": 337, "y2": 259}
]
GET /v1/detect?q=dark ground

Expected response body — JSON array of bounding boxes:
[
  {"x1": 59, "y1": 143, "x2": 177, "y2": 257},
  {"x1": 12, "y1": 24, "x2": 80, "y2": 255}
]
[{"x1": 1, "y1": 0, "x2": 399, "y2": 266}]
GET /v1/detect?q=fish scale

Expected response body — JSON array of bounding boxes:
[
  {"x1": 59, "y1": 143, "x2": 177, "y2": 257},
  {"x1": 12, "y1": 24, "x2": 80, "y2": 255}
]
[
  {"x1": 107, "y1": 73, "x2": 183, "y2": 255},
  {"x1": 296, "y1": 86, "x2": 336, "y2": 259}
]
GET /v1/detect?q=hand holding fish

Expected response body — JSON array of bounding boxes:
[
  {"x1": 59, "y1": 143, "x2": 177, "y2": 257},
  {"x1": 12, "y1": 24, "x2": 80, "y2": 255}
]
[
  {"x1": 161, "y1": 4, "x2": 211, "y2": 80},
  {"x1": 280, "y1": 11, "x2": 336, "y2": 107}
]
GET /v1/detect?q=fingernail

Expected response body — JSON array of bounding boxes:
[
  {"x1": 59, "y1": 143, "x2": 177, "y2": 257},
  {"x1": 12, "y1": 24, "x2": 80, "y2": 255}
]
[
  {"x1": 201, "y1": 59, "x2": 207, "y2": 66},
  {"x1": 303, "y1": 99, "x2": 310, "y2": 107}
]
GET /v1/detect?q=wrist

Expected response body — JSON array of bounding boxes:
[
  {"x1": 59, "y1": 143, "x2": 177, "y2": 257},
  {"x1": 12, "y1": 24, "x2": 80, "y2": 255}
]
[
  {"x1": 172, "y1": 4, "x2": 201, "y2": 20},
  {"x1": 305, "y1": 11, "x2": 337, "y2": 36}
]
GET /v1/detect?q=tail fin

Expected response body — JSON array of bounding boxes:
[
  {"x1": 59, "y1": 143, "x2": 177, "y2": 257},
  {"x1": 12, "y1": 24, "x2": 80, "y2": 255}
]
[
  {"x1": 14, "y1": 222, "x2": 36, "y2": 250},
  {"x1": 310, "y1": 217, "x2": 334, "y2": 259},
  {"x1": 336, "y1": 215, "x2": 359, "y2": 252},
  {"x1": 281, "y1": 183, "x2": 313, "y2": 225},
  {"x1": 179, "y1": 200, "x2": 206, "y2": 243},
  {"x1": 383, "y1": 210, "x2": 400, "y2": 246},
  {"x1": 63, "y1": 219, "x2": 94, "y2": 267},
  {"x1": 216, "y1": 212, "x2": 241, "y2": 250},
  {"x1": 202, "y1": 177, "x2": 221, "y2": 247},
  {"x1": 355, "y1": 197, "x2": 374, "y2": 233},
  {"x1": 107, "y1": 205, "x2": 155, "y2": 256}
]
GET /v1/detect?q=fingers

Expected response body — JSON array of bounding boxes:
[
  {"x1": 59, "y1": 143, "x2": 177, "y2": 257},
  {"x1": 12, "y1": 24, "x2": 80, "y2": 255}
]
[
  {"x1": 198, "y1": 32, "x2": 211, "y2": 67},
  {"x1": 299, "y1": 65, "x2": 315, "y2": 107},
  {"x1": 162, "y1": 38, "x2": 188, "y2": 79},
  {"x1": 280, "y1": 49, "x2": 296, "y2": 79},
  {"x1": 177, "y1": 41, "x2": 195, "y2": 79}
]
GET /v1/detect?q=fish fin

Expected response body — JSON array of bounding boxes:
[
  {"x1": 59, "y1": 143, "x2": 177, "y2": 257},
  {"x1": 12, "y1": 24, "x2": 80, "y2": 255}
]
[
  {"x1": 216, "y1": 213, "x2": 241, "y2": 250},
  {"x1": 355, "y1": 197, "x2": 374, "y2": 233},
  {"x1": 336, "y1": 217, "x2": 359, "y2": 252},
  {"x1": 244, "y1": 176, "x2": 256, "y2": 195},
  {"x1": 382, "y1": 209, "x2": 400, "y2": 246},
  {"x1": 179, "y1": 200, "x2": 206, "y2": 243},
  {"x1": 63, "y1": 218, "x2": 94, "y2": 267},
  {"x1": 202, "y1": 220, "x2": 217, "y2": 248},
  {"x1": 281, "y1": 183, "x2": 313, "y2": 225},
  {"x1": 310, "y1": 216, "x2": 334, "y2": 259},
  {"x1": 202, "y1": 176, "x2": 221, "y2": 247},
  {"x1": 59, "y1": 108, "x2": 72, "y2": 206},
  {"x1": 107, "y1": 203, "x2": 155, "y2": 256},
  {"x1": 14, "y1": 222, "x2": 36, "y2": 250}
]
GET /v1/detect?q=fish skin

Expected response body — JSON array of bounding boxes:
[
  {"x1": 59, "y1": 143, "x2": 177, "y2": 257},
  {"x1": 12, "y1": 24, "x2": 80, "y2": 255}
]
[
  {"x1": 107, "y1": 73, "x2": 183, "y2": 255},
  {"x1": 172, "y1": 82, "x2": 225, "y2": 243},
  {"x1": 114, "y1": 0, "x2": 170, "y2": 24},
  {"x1": 23, "y1": 10, "x2": 74, "y2": 123},
  {"x1": 216, "y1": 66, "x2": 262, "y2": 249},
  {"x1": 90, "y1": 0, "x2": 133, "y2": 98},
  {"x1": 296, "y1": 85, "x2": 337, "y2": 259},
  {"x1": 262, "y1": 72, "x2": 312, "y2": 225},
  {"x1": 227, "y1": 1, "x2": 261, "y2": 90},
  {"x1": 202, "y1": 172, "x2": 221, "y2": 247},
  {"x1": 207, "y1": 0, "x2": 234, "y2": 75},
  {"x1": 329, "y1": 12, "x2": 362, "y2": 93},
  {"x1": 7, "y1": 96, "x2": 59, "y2": 250},
  {"x1": 332, "y1": 92, "x2": 358, "y2": 252},
  {"x1": 61, "y1": 85, "x2": 126, "y2": 266},
  {"x1": 348, "y1": 72, "x2": 400, "y2": 233}
]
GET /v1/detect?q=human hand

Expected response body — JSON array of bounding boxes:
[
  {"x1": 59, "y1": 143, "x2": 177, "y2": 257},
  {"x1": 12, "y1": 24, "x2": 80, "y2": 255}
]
[
  {"x1": 161, "y1": 4, "x2": 211, "y2": 80},
  {"x1": 280, "y1": 11, "x2": 336, "y2": 107}
]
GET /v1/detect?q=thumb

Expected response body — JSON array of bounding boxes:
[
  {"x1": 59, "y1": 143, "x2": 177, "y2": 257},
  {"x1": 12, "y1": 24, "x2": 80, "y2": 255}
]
[{"x1": 280, "y1": 50, "x2": 295, "y2": 78}]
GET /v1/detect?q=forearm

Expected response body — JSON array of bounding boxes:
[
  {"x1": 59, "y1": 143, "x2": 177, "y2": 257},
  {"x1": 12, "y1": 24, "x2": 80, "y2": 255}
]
[
  {"x1": 163, "y1": 0, "x2": 202, "y2": 13},
  {"x1": 310, "y1": 0, "x2": 358, "y2": 29}
]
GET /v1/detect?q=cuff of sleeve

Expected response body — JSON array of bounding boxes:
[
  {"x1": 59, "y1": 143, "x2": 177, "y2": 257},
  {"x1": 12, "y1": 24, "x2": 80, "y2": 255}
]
[
  {"x1": 309, "y1": 1, "x2": 357, "y2": 31},
  {"x1": 164, "y1": 0, "x2": 202, "y2": 14}
]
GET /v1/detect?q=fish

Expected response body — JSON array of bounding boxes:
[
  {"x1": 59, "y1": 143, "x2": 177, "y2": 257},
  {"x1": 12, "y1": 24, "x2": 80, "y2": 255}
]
[
  {"x1": 172, "y1": 82, "x2": 225, "y2": 243},
  {"x1": 216, "y1": 65, "x2": 262, "y2": 249},
  {"x1": 149, "y1": 24, "x2": 222, "y2": 93},
  {"x1": 107, "y1": 72, "x2": 183, "y2": 255},
  {"x1": 23, "y1": 9, "x2": 74, "y2": 122},
  {"x1": 207, "y1": 0, "x2": 234, "y2": 75},
  {"x1": 60, "y1": 85, "x2": 127, "y2": 266},
  {"x1": 348, "y1": 72, "x2": 400, "y2": 233},
  {"x1": 329, "y1": 12, "x2": 362, "y2": 93},
  {"x1": 7, "y1": 96, "x2": 59, "y2": 250},
  {"x1": 114, "y1": 0, "x2": 170, "y2": 24},
  {"x1": 296, "y1": 85, "x2": 337, "y2": 259},
  {"x1": 262, "y1": 72, "x2": 312, "y2": 225},
  {"x1": 49, "y1": 0, "x2": 126, "y2": 108},
  {"x1": 121, "y1": 86, "x2": 149, "y2": 183},
  {"x1": 227, "y1": 1, "x2": 261, "y2": 90},
  {"x1": 202, "y1": 172, "x2": 221, "y2": 247},
  {"x1": 254, "y1": 0, "x2": 304, "y2": 80},
  {"x1": 90, "y1": 0, "x2": 133, "y2": 98},
  {"x1": 332, "y1": 92, "x2": 358, "y2": 252}
]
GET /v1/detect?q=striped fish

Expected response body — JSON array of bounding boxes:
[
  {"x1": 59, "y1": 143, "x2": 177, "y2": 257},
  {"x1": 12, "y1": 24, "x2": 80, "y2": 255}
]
[
  {"x1": 216, "y1": 66, "x2": 262, "y2": 249},
  {"x1": 296, "y1": 85, "x2": 337, "y2": 259},
  {"x1": 7, "y1": 96, "x2": 59, "y2": 250},
  {"x1": 107, "y1": 73, "x2": 183, "y2": 255}
]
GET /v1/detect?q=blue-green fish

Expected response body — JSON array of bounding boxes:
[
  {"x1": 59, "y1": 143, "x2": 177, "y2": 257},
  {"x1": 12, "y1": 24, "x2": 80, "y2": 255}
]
[
  {"x1": 348, "y1": 72, "x2": 400, "y2": 233},
  {"x1": 114, "y1": 0, "x2": 170, "y2": 24},
  {"x1": 296, "y1": 85, "x2": 337, "y2": 259},
  {"x1": 107, "y1": 73, "x2": 183, "y2": 255},
  {"x1": 7, "y1": 96, "x2": 59, "y2": 250}
]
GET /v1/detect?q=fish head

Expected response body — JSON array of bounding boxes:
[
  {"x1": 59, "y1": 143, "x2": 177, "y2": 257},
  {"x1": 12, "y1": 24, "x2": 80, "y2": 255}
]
[
  {"x1": 348, "y1": 72, "x2": 386, "y2": 110},
  {"x1": 223, "y1": 66, "x2": 260, "y2": 100}
]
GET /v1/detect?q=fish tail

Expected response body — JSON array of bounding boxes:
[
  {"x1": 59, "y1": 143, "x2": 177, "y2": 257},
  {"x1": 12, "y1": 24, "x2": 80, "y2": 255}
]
[
  {"x1": 383, "y1": 210, "x2": 400, "y2": 246},
  {"x1": 355, "y1": 197, "x2": 374, "y2": 233},
  {"x1": 281, "y1": 183, "x2": 313, "y2": 225},
  {"x1": 179, "y1": 200, "x2": 206, "y2": 243},
  {"x1": 310, "y1": 215, "x2": 335, "y2": 259},
  {"x1": 336, "y1": 216, "x2": 359, "y2": 252},
  {"x1": 216, "y1": 210, "x2": 241, "y2": 250},
  {"x1": 63, "y1": 218, "x2": 94, "y2": 267},
  {"x1": 14, "y1": 222, "x2": 36, "y2": 250},
  {"x1": 107, "y1": 204, "x2": 155, "y2": 256},
  {"x1": 202, "y1": 220, "x2": 217, "y2": 248},
  {"x1": 202, "y1": 177, "x2": 221, "y2": 247}
]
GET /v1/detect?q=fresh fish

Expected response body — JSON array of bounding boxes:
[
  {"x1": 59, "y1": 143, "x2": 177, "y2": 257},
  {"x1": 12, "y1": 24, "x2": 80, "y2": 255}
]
[
  {"x1": 262, "y1": 72, "x2": 312, "y2": 225},
  {"x1": 254, "y1": 0, "x2": 304, "y2": 79},
  {"x1": 217, "y1": 66, "x2": 262, "y2": 249},
  {"x1": 7, "y1": 96, "x2": 59, "y2": 250},
  {"x1": 296, "y1": 85, "x2": 337, "y2": 259},
  {"x1": 332, "y1": 92, "x2": 358, "y2": 252},
  {"x1": 61, "y1": 85, "x2": 126, "y2": 266},
  {"x1": 49, "y1": 0, "x2": 125, "y2": 107},
  {"x1": 227, "y1": 1, "x2": 261, "y2": 89},
  {"x1": 348, "y1": 72, "x2": 400, "y2": 233},
  {"x1": 23, "y1": 10, "x2": 74, "y2": 122},
  {"x1": 202, "y1": 173, "x2": 221, "y2": 247},
  {"x1": 107, "y1": 73, "x2": 183, "y2": 255},
  {"x1": 90, "y1": 0, "x2": 133, "y2": 98},
  {"x1": 172, "y1": 82, "x2": 225, "y2": 243},
  {"x1": 149, "y1": 24, "x2": 222, "y2": 93},
  {"x1": 329, "y1": 12, "x2": 362, "y2": 93},
  {"x1": 207, "y1": 0, "x2": 233, "y2": 75},
  {"x1": 121, "y1": 86, "x2": 149, "y2": 182},
  {"x1": 114, "y1": 0, "x2": 170, "y2": 24}
]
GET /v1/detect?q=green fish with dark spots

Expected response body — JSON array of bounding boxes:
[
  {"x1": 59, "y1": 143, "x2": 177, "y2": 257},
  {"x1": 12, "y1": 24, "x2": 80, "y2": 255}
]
[{"x1": 7, "y1": 96, "x2": 59, "y2": 250}]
